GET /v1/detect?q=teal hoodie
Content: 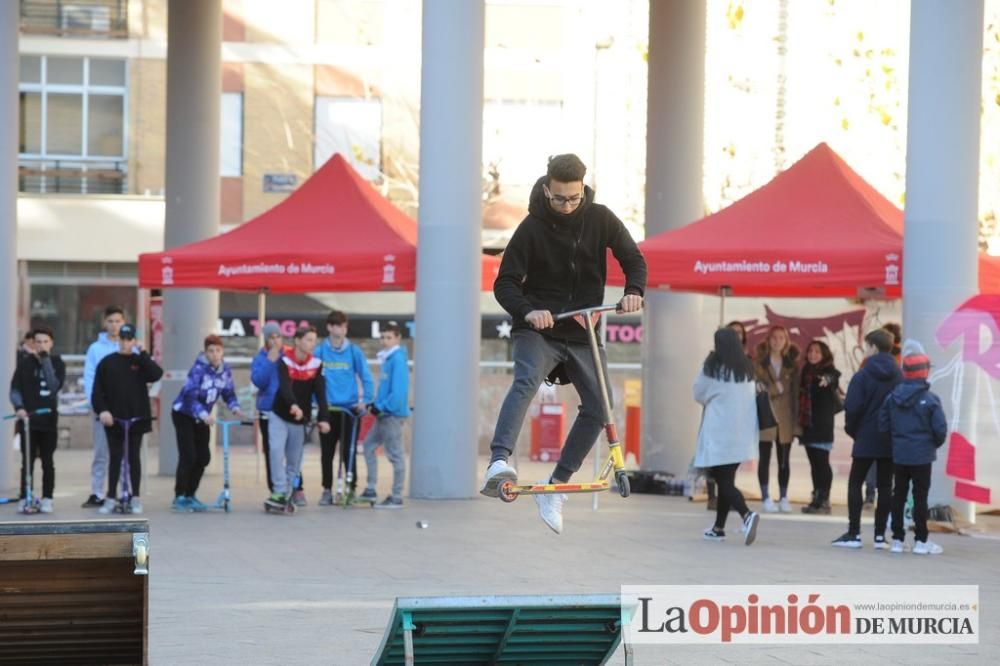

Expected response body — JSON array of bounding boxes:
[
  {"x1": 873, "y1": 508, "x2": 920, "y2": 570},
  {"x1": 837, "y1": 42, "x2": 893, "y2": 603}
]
[
  {"x1": 314, "y1": 338, "x2": 374, "y2": 409},
  {"x1": 374, "y1": 345, "x2": 410, "y2": 418}
]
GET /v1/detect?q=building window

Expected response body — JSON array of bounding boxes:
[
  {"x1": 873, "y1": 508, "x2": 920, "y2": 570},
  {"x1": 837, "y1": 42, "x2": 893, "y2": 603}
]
[
  {"x1": 314, "y1": 96, "x2": 382, "y2": 181},
  {"x1": 18, "y1": 55, "x2": 128, "y2": 194},
  {"x1": 483, "y1": 100, "x2": 565, "y2": 187},
  {"x1": 220, "y1": 92, "x2": 244, "y2": 177},
  {"x1": 19, "y1": 0, "x2": 129, "y2": 39}
]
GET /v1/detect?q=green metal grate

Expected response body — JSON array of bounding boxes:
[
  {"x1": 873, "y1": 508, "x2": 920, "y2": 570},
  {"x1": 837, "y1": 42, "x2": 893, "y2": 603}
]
[{"x1": 371, "y1": 595, "x2": 631, "y2": 666}]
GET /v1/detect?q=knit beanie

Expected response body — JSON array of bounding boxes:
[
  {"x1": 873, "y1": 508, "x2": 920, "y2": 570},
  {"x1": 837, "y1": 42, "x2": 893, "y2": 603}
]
[{"x1": 902, "y1": 353, "x2": 931, "y2": 380}]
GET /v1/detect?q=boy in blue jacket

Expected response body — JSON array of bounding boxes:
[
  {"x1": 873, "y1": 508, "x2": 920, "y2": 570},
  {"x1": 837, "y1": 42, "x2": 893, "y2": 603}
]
[
  {"x1": 171, "y1": 334, "x2": 244, "y2": 511},
  {"x1": 879, "y1": 341, "x2": 948, "y2": 555},
  {"x1": 314, "y1": 310, "x2": 374, "y2": 505},
  {"x1": 360, "y1": 322, "x2": 410, "y2": 509},
  {"x1": 251, "y1": 322, "x2": 284, "y2": 494}
]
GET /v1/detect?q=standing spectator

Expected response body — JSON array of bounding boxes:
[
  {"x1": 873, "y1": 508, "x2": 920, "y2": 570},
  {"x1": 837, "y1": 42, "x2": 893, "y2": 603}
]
[
  {"x1": 171, "y1": 335, "x2": 244, "y2": 512},
  {"x1": 753, "y1": 325, "x2": 800, "y2": 513},
  {"x1": 879, "y1": 340, "x2": 947, "y2": 555},
  {"x1": 864, "y1": 321, "x2": 904, "y2": 510},
  {"x1": 314, "y1": 310, "x2": 374, "y2": 505},
  {"x1": 831, "y1": 329, "x2": 901, "y2": 549},
  {"x1": 9, "y1": 326, "x2": 65, "y2": 513},
  {"x1": 694, "y1": 328, "x2": 761, "y2": 545},
  {"x1": 798, "y1": 340, "x2": 841, "y2": 515},
  {"x1": 81, "y1": 305, "x2": 125, "y2": 508},
  {"x1": 264, "y1": 326, "x2": 331, "y2": 512},
  {"x1": 360, "y1": 322, "x2": 411, "y2": 509},
  {"x1": 251, "y1": 322, "x2": 284, "y2": 493},
  {"x1": 91, "y1": 324, "x2": 163, "y2": 515}
]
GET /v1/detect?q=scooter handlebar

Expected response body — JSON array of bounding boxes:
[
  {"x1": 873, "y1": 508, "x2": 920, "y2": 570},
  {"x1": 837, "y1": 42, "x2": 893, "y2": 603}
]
[
  {"x1": 553, "y1": 304, "x2": 623, "y2": 321},
  {"x1": 3, "y1": 407, "x2": 52, "y2": 420}
]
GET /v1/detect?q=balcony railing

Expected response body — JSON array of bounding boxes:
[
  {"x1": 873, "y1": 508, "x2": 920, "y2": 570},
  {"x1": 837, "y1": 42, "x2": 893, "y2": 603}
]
[
  {"x1": 19, "y1": 160, "x2": 127, "y2": 194},
  {"x1": 20, "y1": 0, "x2": 128, "y2": 39}
]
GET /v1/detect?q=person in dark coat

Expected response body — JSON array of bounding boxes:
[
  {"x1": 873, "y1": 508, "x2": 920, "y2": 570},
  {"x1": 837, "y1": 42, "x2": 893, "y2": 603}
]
[
  {"x1": 797, "y1": 340, "x2": 841, "y2": 515},
  {"x1": 879, "y1": 341, "x2": 948, "y2": 555},
  {"x1": 9, "y1": 326, "x2": 65, "y2": 512},
  {"x1": 832, "y1": 329, "x2": 901, "y2": 549}
]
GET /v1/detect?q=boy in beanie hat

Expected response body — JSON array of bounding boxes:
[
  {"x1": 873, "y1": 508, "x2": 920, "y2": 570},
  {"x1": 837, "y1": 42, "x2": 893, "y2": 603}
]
[
  {"x1": 251, "y1": 322, "x2": 286, "y2": 493},
  {"x1": 878, "y1": 339, "x2": 948, "y2": 555}
]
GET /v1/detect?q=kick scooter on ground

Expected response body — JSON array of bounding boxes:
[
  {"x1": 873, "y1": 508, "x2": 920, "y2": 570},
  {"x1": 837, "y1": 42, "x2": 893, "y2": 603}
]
[
  {"x1": 496, "y1": 304, "x2": 632, "y2": 503},
  {"x1": 212, "y1": 418, "x2": 254, "y2": 512},
  {"x1": 3, "y1": 408, "x2": 52, "y2": 514},
  {"x1": 332, "y1": 408, "x2": 371, "y2": 508},
  {"x1": 111, "y1": 416, "x2": 154, "y2": 514}
]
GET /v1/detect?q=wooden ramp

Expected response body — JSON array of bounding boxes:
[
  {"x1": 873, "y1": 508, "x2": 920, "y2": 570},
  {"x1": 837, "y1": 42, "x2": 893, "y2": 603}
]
[
  {"x1": 0, "y1": 519, "x2": 150, "y2": 665},
  {"x1": 371, "y1": 594, "x2": 632, "y2": 666}
]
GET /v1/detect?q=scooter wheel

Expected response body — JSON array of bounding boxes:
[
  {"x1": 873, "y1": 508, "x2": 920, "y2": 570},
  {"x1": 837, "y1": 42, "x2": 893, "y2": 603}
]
[
  {"x1": 135, "y1": 544, "x2": 148, "y2": 567},
  {"x1": 616, "y1": 473, "x2": 631, "y2": 498},
  {"x1": 498, "y1": 480, "x2": 518, "y2": 503}
]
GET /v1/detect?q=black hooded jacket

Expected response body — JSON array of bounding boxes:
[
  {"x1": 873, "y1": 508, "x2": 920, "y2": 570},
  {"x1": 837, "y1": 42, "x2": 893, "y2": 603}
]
[
  {"x1": 493, "y1": 177, "x2": 647, "y2": 344},
  {"x1": 844, "y1": 352, "x2": 902, "y2": 458}
]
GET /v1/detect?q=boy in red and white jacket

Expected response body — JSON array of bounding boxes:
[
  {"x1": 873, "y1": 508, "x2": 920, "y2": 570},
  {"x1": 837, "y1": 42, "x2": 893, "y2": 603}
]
[{"x1": 265, "y1": 326, "x2": 330, "y2": 510}]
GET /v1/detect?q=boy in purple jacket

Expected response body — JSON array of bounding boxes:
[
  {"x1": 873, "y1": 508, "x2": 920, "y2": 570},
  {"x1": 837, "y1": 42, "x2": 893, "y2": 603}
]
[{"x1": 171, "y1": 335, "x2": 244, "y2": 511}]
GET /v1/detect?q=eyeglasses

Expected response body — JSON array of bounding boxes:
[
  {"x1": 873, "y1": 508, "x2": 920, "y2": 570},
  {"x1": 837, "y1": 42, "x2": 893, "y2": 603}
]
[{"x1": 545, "y1": 191, "x2": 584, "y2": 208}]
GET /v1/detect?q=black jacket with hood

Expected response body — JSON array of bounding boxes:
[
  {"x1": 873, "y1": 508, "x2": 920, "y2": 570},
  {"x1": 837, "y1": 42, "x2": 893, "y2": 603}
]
[
  {"x1": 10, "y1": 352, "x2": 66, "y2": 432},
  {"x1": 493, "y1": 177, "x2": 647, "y2": 345}
]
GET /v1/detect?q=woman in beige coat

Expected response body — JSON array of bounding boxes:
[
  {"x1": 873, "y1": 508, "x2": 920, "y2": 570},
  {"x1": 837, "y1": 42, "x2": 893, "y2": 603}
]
[{"x1": 754, "y1": 326, "x2": 800, "y2": 513}]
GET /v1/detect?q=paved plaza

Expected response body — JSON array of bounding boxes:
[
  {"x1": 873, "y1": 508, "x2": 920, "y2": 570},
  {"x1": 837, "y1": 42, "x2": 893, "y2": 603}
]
[{"x1": 2, "y1": 445, "x2": 998, "y2": 665}]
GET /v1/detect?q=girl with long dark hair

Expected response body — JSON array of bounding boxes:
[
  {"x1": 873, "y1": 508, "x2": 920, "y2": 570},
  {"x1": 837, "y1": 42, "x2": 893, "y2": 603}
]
[
  {"x1": 694, "y1": 327, "x2": 760, "y2": 545},
  {"x1": 798, "y1": 340, "x2": 841, "y2": 514}
]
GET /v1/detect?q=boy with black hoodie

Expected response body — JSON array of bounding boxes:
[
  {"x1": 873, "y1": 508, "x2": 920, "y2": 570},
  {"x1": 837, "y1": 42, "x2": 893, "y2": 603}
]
[
  {"x1": 483, "y1": 154, "x2": 646, "y2": 534},
  {"x1": 91, "y1": 324, "x2": 163, "y2": 514},
  {"x1": 265, "y1": 326, "x2": 330, "y2": 511},
  {"x1": 9, "y1": 326, "x2": 65, "y2": 513},
  {"x1": 832, "y1": 329, "x2": 901, "y2": 549},
  {"x1": 879, "y1": 341, "x2": 948, "y2": 555}
]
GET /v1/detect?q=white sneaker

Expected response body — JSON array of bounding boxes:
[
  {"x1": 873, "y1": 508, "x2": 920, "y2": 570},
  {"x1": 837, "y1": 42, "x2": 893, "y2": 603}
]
[
  {"x1": 129, "y1": 497, "x2": 143, "y2": 514},
  {"x1": 534, "y1": 485, "x2": 567, "y2": 535},
  {"x1": 98, "y1": 498, "x2": 118, "y2": 514},
  {"x1": 16, "y1": 499, "x2": 27, "y2": 511},
  {"x1": 480, "y1": 460, "x2": 517, "y2": 498},
  {"x1": 762, "y1": 498, "x2": 778, "y2": 513},
  {"x1": 743, "y1": 512, "x2": 760, "y2": 546},
  {"x1": 778, "y1": 497, "x2": 792, "y2": 513},
  {"x1": 39, "y1": 498, "x2": 54, "y2": 514},
  {"x1": 890, "y1": 539, "x2": 905, "y2": 553},
  {"x1": 913, "y1": 540, "x2": 943, "y2": 555}
]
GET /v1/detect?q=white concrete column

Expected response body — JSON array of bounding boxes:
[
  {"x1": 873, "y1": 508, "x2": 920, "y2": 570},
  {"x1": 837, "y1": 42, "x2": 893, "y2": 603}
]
[
  {"x1": 0, "y1": 2, "x2": 18, "y2": 490},
  {"x1": 159, "y1": 0, "x2": 222, "y2": 476},
  {"x1": 640, "y1": 1, "x2": 707, "y2": 474},
  {"x1": 903, "y1": 0, "x2": 984, "y2": 514},
  {"x1": 411, "y1": 0, "x2": 484, "y2": 498}
]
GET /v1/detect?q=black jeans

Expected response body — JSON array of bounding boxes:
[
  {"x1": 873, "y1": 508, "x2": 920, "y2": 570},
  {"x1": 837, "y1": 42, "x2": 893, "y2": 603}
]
[
  {"x1": 892, "y1": 463, "x2": 931, "y2": 543},
  {"x1": 710, "y1": 463, "x2": 750, "y2": 530},
  {"x1": 804, "y1": 446, "x2": 833, "y2": 499},
  {"x1": 758, "y1": 441, "x2": 791, "y2": 498},
  {"x1": 18, "y1": 423, "x2": 57, "y2": 499},
  {"x1": 173, "y1": 411, "x2": 211, "y2": 497},
  {"x1": 848, "y1": 457, "x2": 893, "y2": 537},
  {"x1": 490, "y1": 329, "x2": 610, "y2": 482},
  {"x1": 105, "y1": 424, "x2": 143, "y2": 498},
  {"x1": 320, "y1": 410, "x2": 360, "y2": 491}
]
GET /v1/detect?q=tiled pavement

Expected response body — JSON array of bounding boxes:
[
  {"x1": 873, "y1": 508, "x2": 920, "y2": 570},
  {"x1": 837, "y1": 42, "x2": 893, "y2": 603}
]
[{"x1": 2, "y1": 446, "x2": 997, "y2": 665}]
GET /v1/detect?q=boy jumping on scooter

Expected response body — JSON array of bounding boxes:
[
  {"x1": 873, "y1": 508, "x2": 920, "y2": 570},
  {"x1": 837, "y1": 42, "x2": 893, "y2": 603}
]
[{"x1": 483, "y1": 154, "x2": 646, "y2": 534}]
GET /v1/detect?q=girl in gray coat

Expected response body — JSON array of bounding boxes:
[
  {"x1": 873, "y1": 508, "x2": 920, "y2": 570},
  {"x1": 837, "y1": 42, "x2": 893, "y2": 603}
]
[{"x1": 694, "y1": 328, "x2": 761, "y2": 546}]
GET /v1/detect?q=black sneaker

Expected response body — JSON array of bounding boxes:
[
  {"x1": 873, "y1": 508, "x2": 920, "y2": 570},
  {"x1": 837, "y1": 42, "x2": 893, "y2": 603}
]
[
  {"x1": 703, "y1": 527, "x2": 725, "y2": 541},
  {"x1": 359, "y1": 488, "x2": 377, "y2": 501},
  {"x1": 831, "y1": 532, "x2": 862, "y2": 549},
  {"x1": 81, "y1": 494, "x2": 103, "y2": 508},
  {"x1": 873, "y1": 535, "x2": 890, "y2": 551},
  {"x1": 374, "y1": 496, "x2": 403, "y2": 510}
]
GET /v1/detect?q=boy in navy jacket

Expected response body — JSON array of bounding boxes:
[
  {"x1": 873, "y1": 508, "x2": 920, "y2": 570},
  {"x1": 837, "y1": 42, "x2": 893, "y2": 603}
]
[
  {"x1": 879, "y1": 341, "x2": 948, "y2": 555},
  {"x1": 360, "y1": 322, "x2": 410, "y2": 508}
]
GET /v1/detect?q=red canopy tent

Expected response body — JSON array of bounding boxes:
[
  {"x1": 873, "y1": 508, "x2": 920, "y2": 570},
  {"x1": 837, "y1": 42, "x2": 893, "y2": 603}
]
[
  {"x1": 609, "y1": 142, "x2": 1000, "y2": 299},
  {"x1": 139, "y1": 153, "x2": 500, "y2": 293}
]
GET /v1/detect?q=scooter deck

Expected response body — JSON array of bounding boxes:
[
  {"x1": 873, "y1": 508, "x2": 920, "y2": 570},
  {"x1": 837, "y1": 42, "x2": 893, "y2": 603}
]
[{"x1": 498, "y1": 479, "x2": 610, "y2": 502}]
